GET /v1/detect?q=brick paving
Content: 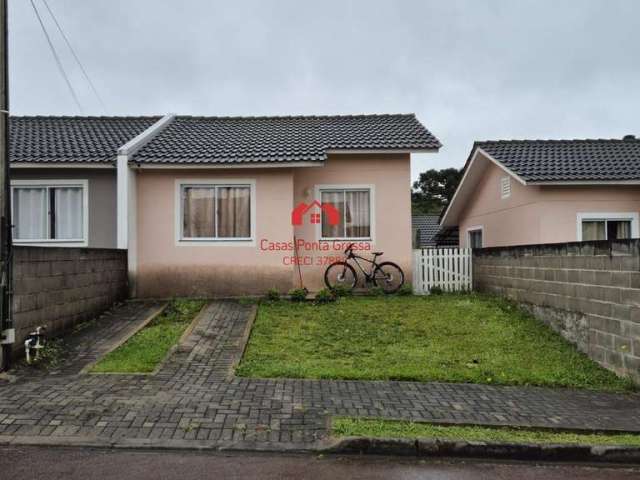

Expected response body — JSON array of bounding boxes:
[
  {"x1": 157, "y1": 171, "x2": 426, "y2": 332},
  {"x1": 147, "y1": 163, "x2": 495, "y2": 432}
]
[{"x1": 1, "y1": 300, "x2": 640, "y2": 451}]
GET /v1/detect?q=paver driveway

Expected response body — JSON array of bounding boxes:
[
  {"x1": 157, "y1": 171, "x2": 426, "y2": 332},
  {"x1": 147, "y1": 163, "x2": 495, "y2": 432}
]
[{"x1": 1, "y1": 300, "x2": 640, "y2": 451}]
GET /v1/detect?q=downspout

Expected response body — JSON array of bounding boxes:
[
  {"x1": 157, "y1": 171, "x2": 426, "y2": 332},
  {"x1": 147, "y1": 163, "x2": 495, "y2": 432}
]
[{"x1": 116, "y1": 113, "x2": 175, "y2": 297}]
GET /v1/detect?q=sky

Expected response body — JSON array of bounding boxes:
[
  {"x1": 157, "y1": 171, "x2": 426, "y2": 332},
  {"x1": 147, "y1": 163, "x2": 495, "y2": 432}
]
[{"x1": 10, "y1": 0, "x2": 640, "y2": 181}]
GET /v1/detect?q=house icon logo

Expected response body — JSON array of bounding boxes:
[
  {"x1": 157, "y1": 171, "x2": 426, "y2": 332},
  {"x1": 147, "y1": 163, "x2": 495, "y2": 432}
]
[{"x1": 291, "y1": 200, "x2": 340, "y2": 226}]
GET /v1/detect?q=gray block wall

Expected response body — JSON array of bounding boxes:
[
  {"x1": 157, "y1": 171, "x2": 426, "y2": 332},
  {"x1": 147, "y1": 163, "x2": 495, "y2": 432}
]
[
  {"x1": 11, "y1": 246, "x2": 128, "y2": 353},
  {"x1": 474, "y1": 239, "x2": 640, "y2": 382}
]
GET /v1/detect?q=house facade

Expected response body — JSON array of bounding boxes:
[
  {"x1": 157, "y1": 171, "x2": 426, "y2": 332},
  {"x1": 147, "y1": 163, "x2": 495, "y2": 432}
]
[
  {"x1": 10, "y1": 113, "x2": 440, "y2": 296},
  {"x1": 441, "y1": 137, "x2": 640, "y2": 248}
]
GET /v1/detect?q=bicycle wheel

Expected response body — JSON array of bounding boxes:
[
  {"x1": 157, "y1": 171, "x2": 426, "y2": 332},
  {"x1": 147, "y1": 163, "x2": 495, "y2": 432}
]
[
  {"x1": 324, "y1": 262, "x2": 357, "y2": 291},
  {"x1": 372, "y1": 261, "x2": 404, "y2": 293}
]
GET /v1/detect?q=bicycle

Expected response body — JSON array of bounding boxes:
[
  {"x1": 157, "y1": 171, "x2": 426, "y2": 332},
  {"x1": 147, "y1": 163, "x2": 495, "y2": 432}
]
[{"x1": 324, "y1": 242, "x2": 405, "y2": 294}]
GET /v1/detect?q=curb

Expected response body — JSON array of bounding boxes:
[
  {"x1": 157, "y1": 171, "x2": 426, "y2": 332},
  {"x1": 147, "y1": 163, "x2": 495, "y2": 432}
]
[{"x1": 323, "y1": 436, "x2": 640, "y2": 464}]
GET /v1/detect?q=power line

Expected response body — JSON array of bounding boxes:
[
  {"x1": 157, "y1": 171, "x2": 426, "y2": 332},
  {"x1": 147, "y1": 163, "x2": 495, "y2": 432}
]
[
  {"x1": 29, "y1": 0, "x2": 83, "y2": 113},
  {"x1": 40, "y1": 0, "x2": 107, "y2": 113}
]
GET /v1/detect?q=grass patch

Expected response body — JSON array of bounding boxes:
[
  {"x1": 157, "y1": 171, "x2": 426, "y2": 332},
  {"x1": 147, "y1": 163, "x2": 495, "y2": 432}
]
[
  {"x1": 91, "y1": 299, "x2": 205, "y2": 373},
  {"x1": 237, "y1": 294, "x2": 634, "y2": 391},
  {"x1": 332, "y1": 417, "x2": 640, "y2": 446}
]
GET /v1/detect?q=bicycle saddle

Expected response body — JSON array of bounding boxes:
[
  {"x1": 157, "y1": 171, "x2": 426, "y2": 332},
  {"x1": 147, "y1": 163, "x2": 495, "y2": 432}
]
[{"x1": 372, "y1": 251, "x2": 384, "y2": 256}]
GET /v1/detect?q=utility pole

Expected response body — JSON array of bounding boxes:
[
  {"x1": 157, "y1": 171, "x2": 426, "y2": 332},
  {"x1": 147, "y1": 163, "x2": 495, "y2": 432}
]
[{"x1": 0, "y1": 0, "x2": 13, "y2": 370}]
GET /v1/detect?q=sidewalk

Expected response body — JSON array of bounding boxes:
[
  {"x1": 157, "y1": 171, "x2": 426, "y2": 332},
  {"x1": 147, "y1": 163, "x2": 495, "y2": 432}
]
[{"x1": 1, "y1": 300, "x2": 639, "y2": 451}]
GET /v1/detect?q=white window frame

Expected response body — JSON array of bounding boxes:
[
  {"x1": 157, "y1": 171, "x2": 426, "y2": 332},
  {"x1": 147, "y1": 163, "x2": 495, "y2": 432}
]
[
  {"x1": 500, "y1": 176, "x2": 511, "y2": 199},
  {"x1": 11, "y1": 179, "x2": 89, "y2": 247},
  {"x1": 576, "y1": 212, "x2": 639, "y2": 241},
  {"x1": 314, "y1": 184, "x2": 375, "y2": 242},
  {"x1": 175, "y1": 178, "x2": 256, "y2": 247},
  {"x1": 467, "y1": 225, "x2": 484, "y2": 249}
]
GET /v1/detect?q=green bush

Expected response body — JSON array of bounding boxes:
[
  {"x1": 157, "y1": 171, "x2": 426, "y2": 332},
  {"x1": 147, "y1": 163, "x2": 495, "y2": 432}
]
[
  {"x1": 397, "y1": 284, "x2": 413, "y2": 296},
  {"x1": 288, "y1": 288, "x2": 308, "y2": 302},
  {"x1": 330, "y1": 284, "x2": 354, "y2": 297},
  {"x1": 367, "y1": 286, "x2": 385, "y2": 296},
  {"x1": 429, "y1": 286, "x2": 444, "y2": 295},
  {"x1": 314, "y1": 288, "x2": 336, "y2": 304},
  {"x1": 265, "y1": 288, "x2": 280, "y2": 301}
]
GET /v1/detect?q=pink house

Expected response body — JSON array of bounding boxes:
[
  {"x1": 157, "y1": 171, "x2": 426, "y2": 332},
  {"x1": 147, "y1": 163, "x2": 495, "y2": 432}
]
[
  {"x1": 441, "y1": 136, "x2": 640, "y2": 248},
  {"x1": 10, "y1": 114, "x2": 440, "y2": 296}
]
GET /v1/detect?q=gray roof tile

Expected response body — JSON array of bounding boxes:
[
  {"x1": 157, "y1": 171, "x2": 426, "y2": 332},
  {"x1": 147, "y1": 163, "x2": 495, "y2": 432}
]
[
  {"x1": 10, "y1": 116, "x2": 162, "y2": 163},
  {"x1": 477, "y1": 137, "x2": 640, "y2": 182},
  {"x1": 412, "y1": 214, "x2": 458, "y2": 247},
  {"x1": 133, "y1": 114, "x2": 440, "y2": 164}
]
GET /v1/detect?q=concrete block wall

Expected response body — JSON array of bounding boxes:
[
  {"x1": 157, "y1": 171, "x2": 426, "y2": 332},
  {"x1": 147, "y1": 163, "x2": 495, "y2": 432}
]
[
  {"x1": 474, "y1": 239, "x2": 640, "y2": 382},
  {"x1": 11, "y1": 246, "x2": 128, "y2": 353}
]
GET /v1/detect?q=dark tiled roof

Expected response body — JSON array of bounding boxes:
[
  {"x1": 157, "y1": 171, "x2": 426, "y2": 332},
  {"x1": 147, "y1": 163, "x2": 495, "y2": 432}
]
[
  {"x1": 412, "y1": 215, "x2": 459, "y2": 248},
  {"x1": 10, "y1": 116, "x2": 161, "y2": 163},
  {"x1": 477, "y1": 137, "x2": 640, "y2": 182},
  {"x1": 133, "y1": 114, "x2": 440, "y2": 164},
  {"x1": 433, "y1": 226, "x2": 459, "y2": 247}
]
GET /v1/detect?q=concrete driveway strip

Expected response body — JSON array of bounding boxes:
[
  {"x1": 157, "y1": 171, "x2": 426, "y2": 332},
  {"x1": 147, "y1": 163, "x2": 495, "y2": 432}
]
[{"x1": 0, "y1": 300, "x2": 639, "y2": 452}]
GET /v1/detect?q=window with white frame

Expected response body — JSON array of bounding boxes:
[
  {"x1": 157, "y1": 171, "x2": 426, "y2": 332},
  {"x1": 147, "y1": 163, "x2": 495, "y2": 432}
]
[
  {"x1": 468, "y1": 228, "x2": 483, "y2": 248},
  {"x1": 578, "y1": 213, "x2": 638, "y2": 241},
  {"x1": 12, "y1": 180, "x2": 87, "y2": 244},
  {"x1": 500, "y1": 176, "x2": 511, "y2": 199},
  {"x1": 180, "y1": 183, "x2": 252, "y2": 240},
  {"x1": 320, "y1": 187, "x2": 371, "y2": 239}
]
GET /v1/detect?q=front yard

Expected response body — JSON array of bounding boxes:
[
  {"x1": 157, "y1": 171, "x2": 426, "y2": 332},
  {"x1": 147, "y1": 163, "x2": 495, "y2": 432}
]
[{"x1": 237, "y1": 294, "x2": 634, "y2": 391}]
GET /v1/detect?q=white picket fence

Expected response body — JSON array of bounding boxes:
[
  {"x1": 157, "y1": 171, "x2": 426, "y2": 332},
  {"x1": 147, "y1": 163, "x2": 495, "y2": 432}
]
[{"x1": 412, "y1": 248, "x2": 472, "y2": 294}]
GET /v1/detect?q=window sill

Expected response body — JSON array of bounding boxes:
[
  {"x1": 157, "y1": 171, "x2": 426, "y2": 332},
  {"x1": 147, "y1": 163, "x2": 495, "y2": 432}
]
[{"x1": 14, "y1": 240, "x2": 88, "y2": 248}]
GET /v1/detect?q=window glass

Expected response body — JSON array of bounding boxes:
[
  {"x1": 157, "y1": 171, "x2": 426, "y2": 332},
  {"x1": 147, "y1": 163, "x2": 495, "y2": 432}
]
[
  {"x1": 469, "y1": 229, "x2": 483, "y2": 248},
  {"x1": 320, "y1": 189, "x2": 371, "y2": 239},
  {"x1": 182, "y1": 185, "x2": 252, "y2": 239},
  {"x1": 53, "y1": 187, "x2": 83, "y2": 239},
  {"x1": 582, "y1": 221, "x2": 606, "y2": 241},
  {"x1": 183, "y1": 187, "x2": 215, "y2": 238},
  {"x1": 217, "y1": 186, "x2": 250, "y2": 238},
  {"x1": 608, "y1": 220, "x2": 631, "y2": 240},
  {"x1": 14, "y1": 187, "x2": 48, "y2": 240}
]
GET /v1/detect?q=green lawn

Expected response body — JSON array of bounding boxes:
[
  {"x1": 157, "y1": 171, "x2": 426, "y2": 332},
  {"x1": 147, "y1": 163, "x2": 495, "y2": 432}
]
[
  {"x1": 91, "y1": 299, "x2": 206, "y2": 373},
  {"x1": 236, "y1": 294, "x2": 634, "y2": 391},
  {"x1": 332, "y1": 417, "x2": 640, "y2": 446}
]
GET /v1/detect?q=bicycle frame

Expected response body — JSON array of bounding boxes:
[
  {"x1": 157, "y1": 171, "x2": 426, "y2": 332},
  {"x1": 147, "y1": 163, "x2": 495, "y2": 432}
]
[{"x1": 345, "y1": 250, "x2": 380, "y2": 283}]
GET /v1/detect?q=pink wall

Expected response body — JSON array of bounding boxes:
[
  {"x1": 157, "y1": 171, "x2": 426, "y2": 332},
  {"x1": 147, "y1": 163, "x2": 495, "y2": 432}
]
[
  {"x1": 134, "y1": 153, "x2": 413, "y2": 297},
  {"x1": 136, "y1": 169, "x2": 294, "y2": 297},
  {"x1": 458, "y1": 158, "x2": 640, "y2": 247},
  {"x1": 293, "y1": 154, "x2": 412, "y2": 291}
]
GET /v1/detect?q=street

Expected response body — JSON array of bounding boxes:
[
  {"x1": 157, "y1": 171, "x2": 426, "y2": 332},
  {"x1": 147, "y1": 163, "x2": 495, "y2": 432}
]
[{"x1": 1, "y1": 446, "x2": 639, "y2": 479}]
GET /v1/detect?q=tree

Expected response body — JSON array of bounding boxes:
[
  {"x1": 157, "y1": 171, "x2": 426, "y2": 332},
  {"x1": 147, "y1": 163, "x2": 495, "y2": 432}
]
[{"x1": 412, "y1": 167, "x2": 463, "y2": 214}]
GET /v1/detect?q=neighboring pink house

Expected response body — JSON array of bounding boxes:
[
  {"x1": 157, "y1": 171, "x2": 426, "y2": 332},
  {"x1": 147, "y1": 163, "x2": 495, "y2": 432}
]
[
  {"x1": 9, "y1": 114, "x2": 440, "y2": 297},
  {"x1": 441, "y1": 136, "x2": 640, "y2": 248}
]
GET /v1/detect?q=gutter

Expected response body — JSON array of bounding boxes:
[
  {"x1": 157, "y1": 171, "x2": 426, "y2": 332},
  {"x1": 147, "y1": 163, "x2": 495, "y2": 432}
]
[{"x1": 116, "y1": 113, "x2": 175, "y2": 297}]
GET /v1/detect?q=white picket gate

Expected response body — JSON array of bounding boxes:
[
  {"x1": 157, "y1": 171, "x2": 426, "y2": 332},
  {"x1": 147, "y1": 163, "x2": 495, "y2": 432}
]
[{"x1": 412, "y1": 248, "x2": 472, "y2": 294}]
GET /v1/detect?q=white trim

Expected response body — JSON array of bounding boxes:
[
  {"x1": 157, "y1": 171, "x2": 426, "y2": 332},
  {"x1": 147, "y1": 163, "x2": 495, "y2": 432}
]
[
  {"x1": 314, "y1": 183, "x2": 376, "y2": 242},
  {"x1": 441, "y1": 147, "x2": 527, "y2": 227},
  {"x1": 133, "y1": 161, "x2": 324, "y2": 169},
  {"x1": 174, "y1": 178, "x2": 257, "y2": 247},
  {"x1": 10, "y1": 162, "x2": 114, "y2": 169},
  {"x1": 325, "y1": 148, "x2": 439, "y2": 154},
  {"x1": 466, "y1": 225, "x2": 484, "y2": 249},
  {"x1": 11, "y1": 179, "x2": 89, "y2": 247},
  {"x1": 118, "y1": 114, "x2": 176, "y2": 156},
  {"x1": 477, "y1": 148, "x2": 528, "y2": 186},
  {"x1": 576, "y1": 212, "x2": 640, "y2": 241}
]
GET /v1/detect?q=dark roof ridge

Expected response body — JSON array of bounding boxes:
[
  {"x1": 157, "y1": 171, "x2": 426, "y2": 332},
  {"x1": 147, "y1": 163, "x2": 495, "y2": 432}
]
[
  {"x1": 10, "y1": 115, "x2": 161, "y2": 120},
  {"x1": 476, "y1": 137, "x2": 640, "y2": 144},
  {"x1": 174, "y1": 113, "x2": 417, "y2": 121}
]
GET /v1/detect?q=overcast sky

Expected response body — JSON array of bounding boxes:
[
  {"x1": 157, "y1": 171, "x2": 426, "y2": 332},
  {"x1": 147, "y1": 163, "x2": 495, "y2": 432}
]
[{"x1": 10, "y1": 0, "x2": 640, "y2": 181}]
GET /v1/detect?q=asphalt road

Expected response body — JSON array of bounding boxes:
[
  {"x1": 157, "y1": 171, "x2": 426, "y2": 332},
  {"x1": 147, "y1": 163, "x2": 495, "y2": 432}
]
[{"x1": 1, "y1": 446, "x2": 639, "y2": 479}]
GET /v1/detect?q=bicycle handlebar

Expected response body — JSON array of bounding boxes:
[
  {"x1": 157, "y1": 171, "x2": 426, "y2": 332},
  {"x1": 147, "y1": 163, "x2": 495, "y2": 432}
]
[{"x1": 344, "y1": 242, "x2": 355, "y2": 254}]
